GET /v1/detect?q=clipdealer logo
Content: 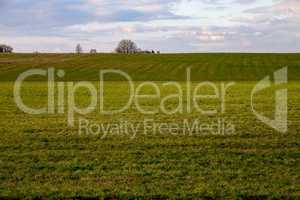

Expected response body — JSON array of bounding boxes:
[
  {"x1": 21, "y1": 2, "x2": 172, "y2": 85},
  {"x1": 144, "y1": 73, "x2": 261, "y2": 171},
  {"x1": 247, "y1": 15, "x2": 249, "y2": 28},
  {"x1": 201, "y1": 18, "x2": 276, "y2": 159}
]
[{"x1": 13, "y1": 67, "x2": 288, "y2": 136}]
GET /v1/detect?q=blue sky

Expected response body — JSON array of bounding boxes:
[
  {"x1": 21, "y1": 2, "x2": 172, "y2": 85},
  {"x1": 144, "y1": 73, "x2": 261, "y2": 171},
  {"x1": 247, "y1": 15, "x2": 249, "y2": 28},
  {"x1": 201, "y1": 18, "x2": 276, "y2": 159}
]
[{"x1": 0, "y1": 0, "x2": 299, "y2": 52}]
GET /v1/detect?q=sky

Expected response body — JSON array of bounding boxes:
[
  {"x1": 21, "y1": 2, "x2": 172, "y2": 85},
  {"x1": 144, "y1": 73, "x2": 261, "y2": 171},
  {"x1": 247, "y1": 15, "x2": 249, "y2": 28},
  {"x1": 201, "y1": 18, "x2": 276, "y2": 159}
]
[{"x1": 0, "y1": 0, "x2": 299, "y2": 53}]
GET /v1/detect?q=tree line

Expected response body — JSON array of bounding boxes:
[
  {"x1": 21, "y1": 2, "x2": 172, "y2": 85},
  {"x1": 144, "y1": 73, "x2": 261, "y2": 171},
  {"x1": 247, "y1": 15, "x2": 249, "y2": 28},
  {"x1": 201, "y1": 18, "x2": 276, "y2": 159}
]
[
  {"x1": 0, "y1": 40, "x2": 159, "y2": 54},
  {"x1": 76, "y1": 40, "x2": 160, "y2": 54}
]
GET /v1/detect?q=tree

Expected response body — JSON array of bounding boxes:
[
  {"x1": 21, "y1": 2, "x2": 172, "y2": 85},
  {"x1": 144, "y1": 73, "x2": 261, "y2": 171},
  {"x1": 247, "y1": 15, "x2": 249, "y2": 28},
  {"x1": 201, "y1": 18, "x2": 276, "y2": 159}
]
[
  {"x1": 90, "y1": 49, "x2": 97, "y2": 54},
  {"x1": 76, "y1": 44, "x2": 83, "y2": 54},
  {"x1": 0, "y1": 44, "x2": 13, "y2": 53},
  {"x1": 115, "y1": 40, "x2": 138, "y2": 54}
]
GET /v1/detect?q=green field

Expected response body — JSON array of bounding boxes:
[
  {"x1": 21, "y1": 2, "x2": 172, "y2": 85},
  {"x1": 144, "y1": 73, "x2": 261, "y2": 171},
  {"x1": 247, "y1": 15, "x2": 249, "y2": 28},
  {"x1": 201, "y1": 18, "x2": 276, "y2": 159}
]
[
  {"x1": 1, "y1": 53, "x2": 300, "y2": 81},
  {"x1": 0, "y1": 54, "x2": 300, "y2": 199}
]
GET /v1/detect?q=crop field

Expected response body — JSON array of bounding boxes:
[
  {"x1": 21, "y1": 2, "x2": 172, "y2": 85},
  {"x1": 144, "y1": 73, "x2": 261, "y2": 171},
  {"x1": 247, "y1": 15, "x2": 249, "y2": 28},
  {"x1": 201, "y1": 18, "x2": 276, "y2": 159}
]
[
  {"x1": 0, "y1": 54, "x2": 300, "y2": 199},
  {"x1": 1, "y1": 53, "x2": 300, "y2": 81}
]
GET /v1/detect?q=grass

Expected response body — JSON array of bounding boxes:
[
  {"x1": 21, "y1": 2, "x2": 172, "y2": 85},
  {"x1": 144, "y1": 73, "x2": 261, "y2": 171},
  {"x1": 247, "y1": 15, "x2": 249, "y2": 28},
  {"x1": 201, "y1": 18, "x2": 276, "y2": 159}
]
[
  {"x1": 0, "y1": 53, "x2": 300, "y2": 81},
  {"x1": 0, "y1": 53, "x2": 299, "y2": 199}
]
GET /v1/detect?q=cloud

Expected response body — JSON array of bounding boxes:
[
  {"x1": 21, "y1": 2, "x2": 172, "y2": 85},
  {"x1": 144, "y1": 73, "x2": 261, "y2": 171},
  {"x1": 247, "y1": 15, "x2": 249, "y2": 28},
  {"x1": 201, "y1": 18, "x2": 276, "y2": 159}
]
[
  {"x1": 0, "y1": 0, "x2": 91, "y2": 28},
  {"x1": 0, "y1": 0, "x2": 299, "y2": 52},
  {"x1": 232, "y1": 0, "x2": 300, "y2": 24},
  {"x1": 82, "y1": 0, "x2": 186, "y2": 22}
]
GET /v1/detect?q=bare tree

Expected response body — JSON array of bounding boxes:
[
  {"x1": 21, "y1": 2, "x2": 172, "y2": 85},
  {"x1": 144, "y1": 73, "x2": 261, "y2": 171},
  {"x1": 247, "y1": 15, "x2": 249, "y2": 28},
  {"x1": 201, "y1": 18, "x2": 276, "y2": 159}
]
[
  {"x1": 115, "y1": 40, "x2": 138, "y2": 54},
  {"x1": 90, "y1": 49, "x2": 97, "y2": 54},
  {"x1": 0, "y1": 44, "x2": 13, "y2": 53},
  {"x1": 76, "y1": 44, "x2": 83, "y2": 54}
]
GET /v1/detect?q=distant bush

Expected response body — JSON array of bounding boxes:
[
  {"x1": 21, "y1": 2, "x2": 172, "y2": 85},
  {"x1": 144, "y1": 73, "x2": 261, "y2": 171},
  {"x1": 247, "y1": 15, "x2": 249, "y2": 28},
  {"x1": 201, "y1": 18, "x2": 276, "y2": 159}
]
[{"x1": 0, "y1": 44, "x2": 13, "y2": 53}]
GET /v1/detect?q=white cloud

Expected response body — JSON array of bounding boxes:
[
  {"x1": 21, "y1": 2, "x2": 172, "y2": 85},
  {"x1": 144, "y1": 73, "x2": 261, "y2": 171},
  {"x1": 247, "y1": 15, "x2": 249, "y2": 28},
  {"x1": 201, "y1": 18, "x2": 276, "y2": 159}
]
[
  {"x1": 86, "y1": 0, "x2": 174, "y2": 13},
  {"x1": 1, "y1": 0, "x2": 299, "y2": 52}
]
